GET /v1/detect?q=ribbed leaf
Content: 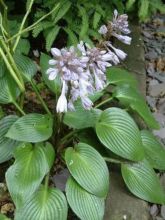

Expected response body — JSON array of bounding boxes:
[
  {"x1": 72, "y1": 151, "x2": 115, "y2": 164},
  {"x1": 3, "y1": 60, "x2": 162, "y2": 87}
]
[
  {"x1": 0, "y1": 74, "x2": 20, "y2": 104},
  {"x1": 78, "y1": 5, "x2": 89, "y2": 39},
  {"x1": 40, "y1": 53, "x2": 61, "y2": 94},
  {"x1": 66, "y1": 177, "x2": 105, "y2": 220},
  {"x1": 65, "y1": 143, "x2": 109, "y2": 198},
  {"x1": 0, "y1": 115, "x2": 20, "y2": 163},
  {"x1": 44, "y1": 25, "x2": 60, "y2": 52},
  {"x1": 6, "y1": 142, "x2": 55, "y2": 208},
  {"x1": 106, "y1": 67, "x2": 137, "y2": 88},
  {"x1": 113, "y1": 84, "x2": 160, "y2": 129},
  {"x1": 121, "y1": 160, "x2": 165, "y2": 204},
  {"x1": 15, "y1": 185, "x2": 68, "y2": 220},
  {"x1": 141, "y1": 130, "x2": 165, "y2": 170},
  {"x1": 16, "y1": 38, "x2": 30, "y2": 55},
  {"x1": 96, "y1": 107, "x2": 144, "y2": 161},
  {"x1": 14, "y1": 54, "x2": 37, "y2": 82},
  {"x1": 64, "y1": 102, "x2": 101, "y2": 129},
  {"x1": 6, "y1": 113, "x2": 53, "y2": 143}
]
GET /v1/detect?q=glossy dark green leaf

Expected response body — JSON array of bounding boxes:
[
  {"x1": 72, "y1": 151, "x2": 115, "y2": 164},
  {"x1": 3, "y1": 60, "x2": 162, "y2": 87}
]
[
  {"x1": 66, "y1": 177, "x2": 105, "y2": 220},
  {"x1": 141, "y1": 130, "x2": 165, "y2": 170},
  {"x1": 6, "y1": 142, "x2": 55, "y2": 208},
  {"x1": 65, "y1": 143, "x2": 109, "y2": 198},
  {"x1": 106, "y1": 67, "x2": 137, "y2": 88},
  {"x1": 40, "y1": 53, "x2": 61, "y2": 94},
  {"x1": 0, "y1": 115, "x2": 20, "y2": 163},
  {"x1": 15, "y1": 185, "x2": 68, "y2": 220},
  {"x1": 113, "y1": 84, "x2": 160, "y2": 129},
  {"x1": 121, "y1": 160, "x2": 165, "y2": 204},
  {"x1": 96, "y1": 107, "x2": 144, "y2": 161},
  {"x1": 6, "y1": 113, "x2": 53, "y2": 143}
]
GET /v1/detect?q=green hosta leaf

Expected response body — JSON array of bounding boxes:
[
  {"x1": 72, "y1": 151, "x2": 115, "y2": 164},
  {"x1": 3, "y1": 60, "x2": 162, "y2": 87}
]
[
  {"x1": 0, "y1": 74, "x2": 20, "y2": 104},
  {"x1": 14, "y1": 54, "x2": 37, "y2": 82},
  {"x1": 40, "y1": 53, "x2": 61, "y2": 94},
  {"x1": 106, "y1": 67, "x2": 137, "y2": 88},
  {"x1": 6, "y1": 113, "x2": 53, "y2": 143},
  {"x1": 64, "y1": 101, "x2": 101, "y2": 129},
  {"x1": 113, "y1": 84, "x2": 160, "y2": 129},
  {"x1": 96, "y1": 107, "x2": 144, "y2": 161},
  {"x1": 65, "y1": 143, "x2": 109, "y2": 198},
  {"x1": 16, "y1": 38, "x2": 30, "y2": 55},
  {"x1": 121, "y1": 160, "x2": 165, "y2": 204},
  {"x1": 15, "y1": 185, "x2": 68, "y2": 220},
  {"x1": 141, "y1": 130, "x2": 165, "y2": 170},
  {"x1": 66, "y1": 177, "x2": 105, "y2": 220},
  {"x1": 44, "y1": 25, "x2": 60, "y2": 52},
  {"x1": 0, "y1": 115, "x2": 20, "y2": 163},
  {"x1": 0, "y1": 59, "x2": 5, "y2": 77},
  {"x1": 6, "y1": 142, "x2": 55, "y2": 208},
  {"x1": 139, "y1": 0, "x2": 149, "y2": 21}
]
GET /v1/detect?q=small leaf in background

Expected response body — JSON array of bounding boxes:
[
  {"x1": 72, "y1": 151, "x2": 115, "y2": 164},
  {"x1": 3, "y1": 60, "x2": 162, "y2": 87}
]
[
  {"x1": 121, "y1": 160, "x2": 165, "y2": 204},
  {"x1": 138, "y1": 0, "x2": 149, "y2": 21},
  {"x1": 93, "y1": 11, "x2": 101, "y2": 29},
  {"x1": 15, "y1": 38, "x2": 30, "y2": 55},
  {"x1": 66, "y1": 177, "x2": 105, "y2": 220},
  {"x1": 64, "y1": 101, "x2": 101, "y2": 129},
  {"x1": 113, "y1": 84, "x2": 160, "y2": 129},
  {"x1": 126, "y1": 0, "x2": 136, "y2": 11},
  {"x1": 52, "y1": 0, "x2": 71, "y2": 23},
  {"x1": 0, "y1": 115, "x2": 20, "y2": 164},
  {"x1": 14, "y1": 54, "x2": 37, "y2": 82},
  {"x1": 6, "y1": 113, "x2": 53, "y2": 143},
  {"x1": 96, "y1": 107, "x2": 144, "y2": 161},
  {"x1": 78, "y1": 5, "x2": 89, "y2": 40},
  {"x1": 64, "y1": 28, "x2": 78, "y2": 46},
  {"x1": 15, "y1": 185, "x2": 68, "y2": 220},
  {"x1": 141, "y1": 130, "x2": 165, "y2": 170},
  {"x1": 106, "y1": 67, "x2": 138, "y2": 88},
  {"x1": 65, "y1": 143, "x2": 109, "y2": 198},
  {"x1": 40, "y1": 53, "x2": 61, "y2": 94},
  {"x1": 6, "y1": 142, "x2": 55, "y2": 208},
  {"x1": 44, "y1": 25, "x2": 60, "y2": 52}
]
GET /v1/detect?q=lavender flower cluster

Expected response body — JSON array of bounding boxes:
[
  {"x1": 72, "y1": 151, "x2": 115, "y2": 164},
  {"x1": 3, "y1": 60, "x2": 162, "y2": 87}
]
[{"x1": 46, "y1": 10, "x2": 131, "y2": 113}]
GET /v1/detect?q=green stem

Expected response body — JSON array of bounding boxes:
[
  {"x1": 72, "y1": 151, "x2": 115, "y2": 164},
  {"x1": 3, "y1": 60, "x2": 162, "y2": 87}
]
[
  {"x1": 0, "y1": 39, "x2": 25, "y2": 86},
  {"x1": 60, "y1": 130, "x2": 77, "y2": 144},
  {"x1": 0, "y1": 48, "x2": 24, "y2": 92},
  {"x1": 7, "y1": 3, "x2": 60, "y2": 43},
  {"x1": 95, "y1": 97, "x2": 113, "y2": 108},
  {"x1": 103, "y1": 157, "x2": 130, "y2": 164},
  {"x1": 13, "y1": 101, "x2": 26, "y2": 115},
  {"x1": 13, "y1": 0, "x2": 34, "y2": 52},
  {"x1": 44, "y1": 173, "x2": 49, "y2": 189},
  {"x1": 30, "y1": 80, "x2": 51, "y2": 115}
]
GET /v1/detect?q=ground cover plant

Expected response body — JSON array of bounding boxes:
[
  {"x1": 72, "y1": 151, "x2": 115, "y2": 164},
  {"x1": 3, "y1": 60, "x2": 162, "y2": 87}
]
[{"x1": 0, "y1": 0, "x2": 165, "y2": 219}]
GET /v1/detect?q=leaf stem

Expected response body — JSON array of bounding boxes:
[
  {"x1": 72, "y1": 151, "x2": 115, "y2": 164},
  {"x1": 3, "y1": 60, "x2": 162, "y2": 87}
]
[
  {"x1": 13, "y1": 101, "x2": 26, "y2": 115},
  {"x1": 60, "y1": 130, "x2": 77, "y2": 144},
  {"x1": 30, "y1": 79, "x2": 51, "y2": 115},
  {"x1": 95, "y1": 97, "x2": 113, "y2": 108},
  {"x1": 103, "y1": 157, "x2": 130, "y2": 164},
  {"x1": 0, "y1": 48, "x2": 24, "y2": 92},
  {"x1": 44, "y1": 173, "x2": 49, "y2": 189},
  {"x1": 13, "y1": 0, "x2": 34, "y2": 52},
  {"x1": 7, "y1": 3, "x2": 60, "y2": 43}
]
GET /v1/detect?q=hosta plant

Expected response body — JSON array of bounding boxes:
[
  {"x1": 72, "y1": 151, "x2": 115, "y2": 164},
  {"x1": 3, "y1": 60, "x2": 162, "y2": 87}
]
[{"x1": 0, "y1": 1, "x2": 165, "y2": 220}]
